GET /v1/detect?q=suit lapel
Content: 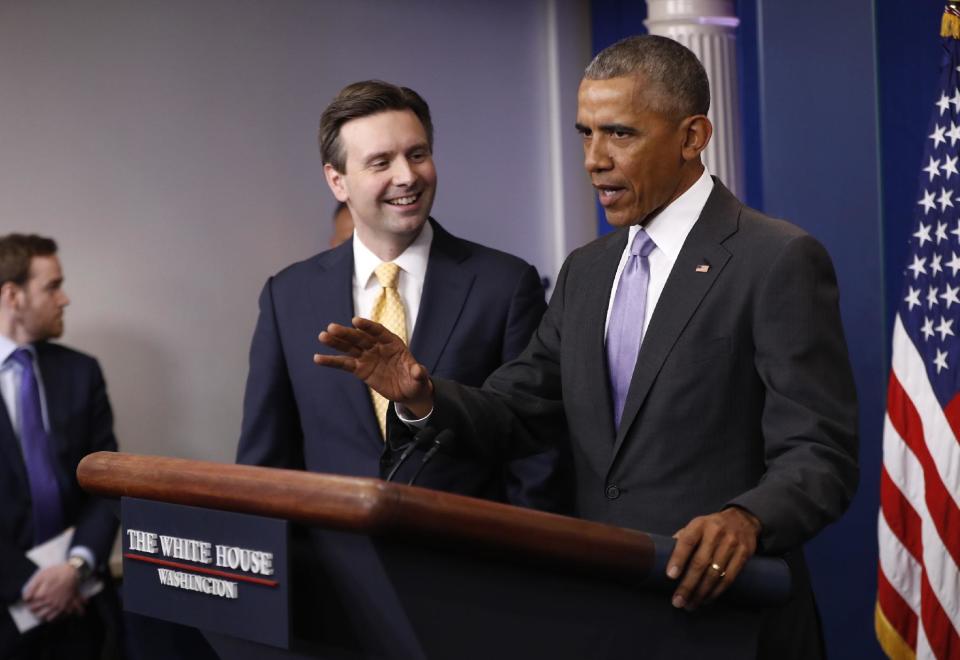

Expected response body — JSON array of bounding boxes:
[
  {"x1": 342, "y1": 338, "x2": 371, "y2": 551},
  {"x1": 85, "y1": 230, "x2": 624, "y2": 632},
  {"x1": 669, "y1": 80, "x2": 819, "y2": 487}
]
[
  {"x1": 576, "y1": 232, "x2": 628, "y2": 450},
  {"x1": 0, "y1": 387, "x2": 27, "y2": 488},
  {"x1": 309, "y1": 242, "x2": 383, "y2": 446},
  {"x1": 611, "y1": 182, "x2": 741, "y2": 459},
  {"x1": 408, "y1": 221, "x2": 474, "y2": 373}
]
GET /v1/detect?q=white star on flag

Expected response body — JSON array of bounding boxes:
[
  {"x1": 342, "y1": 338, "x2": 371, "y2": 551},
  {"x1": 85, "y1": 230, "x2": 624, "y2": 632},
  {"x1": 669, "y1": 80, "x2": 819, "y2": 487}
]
[
  {"x1": 919, "y1": 189, "x2": 937, "y2": 213},
  {"x1": 936, "y1": 315, "x2": 955, "y2": 339},
  {"x1": 936, "y1": 221, "x2": 949, "y2": 244},
  {"x1": 947, "y1": 121, "x2": 960, "y2": 146},
  {"x1": 905, "y1": 287, "x2": 921, "y2": 310},
  {"x1": 932, "y1": 252, "x2": 944, "y2": 274},
  {"x1": 931, "y1": 123, "x2": 948, "y2": 148},
  {"x1": 948, "y1": 251, "x2": 960, "y2": 275},
  {"x1": 945, "y1": 153, "x2": 960, "y2": 179},
  {"x1": 937, "y1": 91, "x2": 952, "y2": 115},
  {"x1": 939, "y1": 186, "x2": 955, "y2": 211},
  {"x1": 934, "y1": 348, "x2": 950, "y2": 372},
  {"x1": 921, "y1": 316, "x2": 936, "y2": 340},
  {"x1": 909, "y1": 254, "x2": 927, "y2": 279},
  {"x1": 941, "y1": 282, "x2": 960, "y2": 308},
  {"x1": 928, "y1": 284, "x2": 940, "y2": 308},
  {"x1": 914, "y1": 222, "x2": 932, "y2": 246},
  {"x1": 924, "y1": 156, "x2": 942, "y2": 181}
]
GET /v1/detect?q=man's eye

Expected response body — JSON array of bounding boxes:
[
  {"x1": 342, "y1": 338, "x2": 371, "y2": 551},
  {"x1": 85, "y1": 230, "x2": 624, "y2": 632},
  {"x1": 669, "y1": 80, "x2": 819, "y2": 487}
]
[
  {"x1": 370, "y1": 160, "x2": 388, "y2": 169},
  {"x1": 612, "y1": 130, "x2": 629, "y2": 139},
  {"x1": 409, "y1": 151, "x2": 426, "y2": 162}
]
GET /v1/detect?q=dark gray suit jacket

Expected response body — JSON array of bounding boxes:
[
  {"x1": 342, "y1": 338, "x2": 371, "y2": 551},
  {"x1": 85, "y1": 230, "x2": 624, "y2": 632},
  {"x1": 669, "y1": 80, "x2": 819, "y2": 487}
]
[{"x1": 427, "y1": 181, "x2": 859, "y2": 658}]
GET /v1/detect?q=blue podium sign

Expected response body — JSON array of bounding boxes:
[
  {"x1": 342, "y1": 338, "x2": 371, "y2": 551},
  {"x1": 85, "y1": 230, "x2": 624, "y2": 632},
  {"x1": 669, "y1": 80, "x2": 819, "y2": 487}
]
[{"x1": 122, "y1": 497, "x2": 289, "y2": 649}]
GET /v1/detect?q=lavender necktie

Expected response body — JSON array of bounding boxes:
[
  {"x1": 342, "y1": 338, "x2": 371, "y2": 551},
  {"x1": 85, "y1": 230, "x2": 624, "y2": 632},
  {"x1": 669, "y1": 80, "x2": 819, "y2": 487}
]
[
  {"x1": 606, "y1": 229, "x2": 656, "y2": 429},
  {"x1": 9, "y1": 348, "x2": 64, "y2": 544}
]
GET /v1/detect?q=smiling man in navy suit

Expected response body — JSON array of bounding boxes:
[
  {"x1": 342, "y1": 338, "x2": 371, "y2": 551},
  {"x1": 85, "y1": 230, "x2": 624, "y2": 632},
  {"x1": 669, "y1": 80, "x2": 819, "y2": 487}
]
[
  {"x1": 237, "y1": 80, "x2": 564, "y2": 510},
  {"x1": 0, "y1": 234, "x2": 119, "y2": 659}
]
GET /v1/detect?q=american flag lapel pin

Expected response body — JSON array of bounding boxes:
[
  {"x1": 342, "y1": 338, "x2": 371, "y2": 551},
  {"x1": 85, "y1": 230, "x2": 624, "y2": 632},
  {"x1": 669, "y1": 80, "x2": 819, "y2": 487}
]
[{"x1": 695, "y1": 263, "x2": 710, "y2": 273}]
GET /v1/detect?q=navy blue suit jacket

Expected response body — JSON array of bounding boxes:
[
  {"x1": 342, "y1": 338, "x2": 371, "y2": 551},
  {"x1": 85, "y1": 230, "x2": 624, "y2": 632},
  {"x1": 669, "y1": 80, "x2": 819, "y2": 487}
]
[
  {"x1": 237, "y1": 220, "x2": 566, "y2": 509},
  {"x1": 0, "y1": 343, "x2": 118, "y2": 627}
]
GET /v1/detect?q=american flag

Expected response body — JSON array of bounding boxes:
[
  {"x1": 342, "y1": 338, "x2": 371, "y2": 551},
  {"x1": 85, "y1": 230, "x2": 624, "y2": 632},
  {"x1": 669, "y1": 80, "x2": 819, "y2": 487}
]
[{"x1": 877, "y1": 13, "x2": 960, "y2": 660}]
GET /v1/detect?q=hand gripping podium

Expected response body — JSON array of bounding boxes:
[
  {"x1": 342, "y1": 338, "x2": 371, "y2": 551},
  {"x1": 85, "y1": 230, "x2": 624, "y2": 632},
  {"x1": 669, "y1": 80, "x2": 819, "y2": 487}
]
[{"x1": 78, "y1": 452, "x2": 791, "y2": 660}]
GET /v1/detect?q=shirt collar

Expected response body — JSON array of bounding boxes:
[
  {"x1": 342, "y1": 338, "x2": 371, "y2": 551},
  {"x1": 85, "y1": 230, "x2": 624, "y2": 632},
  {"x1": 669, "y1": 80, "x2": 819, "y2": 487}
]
[
  {"x1": 629, "y1": 167, "x2": 714, "y2": 261},
  {"x1": 0, "y1": 334, "x2": 34, "y2": 369},
  {"x1": 353, "y1": 220, "x2": 434, "y2": 290}
]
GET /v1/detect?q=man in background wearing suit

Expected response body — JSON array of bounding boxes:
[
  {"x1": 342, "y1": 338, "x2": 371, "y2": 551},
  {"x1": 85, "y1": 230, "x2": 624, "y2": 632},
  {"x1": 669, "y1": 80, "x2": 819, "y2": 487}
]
[
  {"x1": 329, "y1": 201, "x2": 354, "y2": 249},
  {"x1": 0, "y1": 234, "x2": 119, "y2": 659},
  {"x1": 238, "y1": 80, "x2": 564, "y2": 511},
  {"x1": 315, "y1": 38, "x2": 858, "y2": 658}
]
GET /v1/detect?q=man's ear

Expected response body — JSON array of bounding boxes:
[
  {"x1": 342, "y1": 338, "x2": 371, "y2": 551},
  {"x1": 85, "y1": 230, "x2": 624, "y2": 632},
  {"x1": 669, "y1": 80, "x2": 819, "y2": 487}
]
[
  {"x1": 680, "y1": 114, "x2": 713, "y2": 162},
  {"x1": 324, "y1": 163, "x2": 350, "y2": 203},
  {"x1": 0, "y1": 281, "x2": 22, "y2": 312}
]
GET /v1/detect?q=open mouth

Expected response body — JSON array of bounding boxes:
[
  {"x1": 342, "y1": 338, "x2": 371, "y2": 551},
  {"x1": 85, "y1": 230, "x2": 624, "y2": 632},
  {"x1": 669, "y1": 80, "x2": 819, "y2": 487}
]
[
  {"x1": 385, "y1": 192, "x2": 421, "y2": 207},
  {"x1": 595, "y1": 185, "x2": 625, "y2": 207}
]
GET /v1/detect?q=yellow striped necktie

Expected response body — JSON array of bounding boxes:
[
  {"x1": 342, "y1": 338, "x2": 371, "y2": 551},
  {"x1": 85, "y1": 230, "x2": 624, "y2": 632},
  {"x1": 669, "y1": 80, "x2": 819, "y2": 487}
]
[{"x1": 369, "y1": 262, "x2": 407, "y2": 438}]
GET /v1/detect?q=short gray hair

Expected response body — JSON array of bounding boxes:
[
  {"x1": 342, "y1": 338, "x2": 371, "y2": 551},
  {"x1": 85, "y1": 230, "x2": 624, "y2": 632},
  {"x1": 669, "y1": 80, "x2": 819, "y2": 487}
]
[{"x1": 584, "y1": 35, "x2": 710, "y2": 120}]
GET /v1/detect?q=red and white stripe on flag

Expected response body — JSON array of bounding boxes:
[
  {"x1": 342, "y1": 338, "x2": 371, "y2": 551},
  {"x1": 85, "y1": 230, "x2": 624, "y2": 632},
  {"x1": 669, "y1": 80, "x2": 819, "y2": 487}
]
[
  {"x1": 877, "y1": 9, "x2": 960, "y2": 659},
  {"x1": 877, "y1": 319, "x2": 960, "y2": 659}
]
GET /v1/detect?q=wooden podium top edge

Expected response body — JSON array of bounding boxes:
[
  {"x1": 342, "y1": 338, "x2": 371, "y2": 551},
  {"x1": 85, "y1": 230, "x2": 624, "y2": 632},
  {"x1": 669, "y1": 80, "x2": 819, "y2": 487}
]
[{"x1": 78, "y1": 451, "x2": 656, "y2": 580}]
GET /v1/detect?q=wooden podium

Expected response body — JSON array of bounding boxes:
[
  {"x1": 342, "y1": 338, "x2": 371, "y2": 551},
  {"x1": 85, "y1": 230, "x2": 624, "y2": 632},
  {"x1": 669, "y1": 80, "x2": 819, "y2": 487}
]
[{"x1": 78, "y1": 452, "x2": 788, "y2": 659}]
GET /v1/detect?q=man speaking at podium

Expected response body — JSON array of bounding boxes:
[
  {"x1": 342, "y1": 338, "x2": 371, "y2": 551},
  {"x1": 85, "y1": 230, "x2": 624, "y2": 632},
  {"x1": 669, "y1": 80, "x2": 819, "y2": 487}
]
[
  {"x1": 315, "y1": 37, "x2": 858, "y2": 658},
  {"x1": 238, "y1": 80, "x2": 564, "y2": 511}
]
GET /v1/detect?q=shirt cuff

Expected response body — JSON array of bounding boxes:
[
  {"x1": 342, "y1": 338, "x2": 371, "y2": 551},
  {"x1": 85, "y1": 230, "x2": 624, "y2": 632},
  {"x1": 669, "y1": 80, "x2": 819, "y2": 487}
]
[
  {"x1": 394, "y1": 402, "x2": 433, "y2": 428},
  {"x1": 68, "y1": 545, "x2": 96, "y2": 570}
]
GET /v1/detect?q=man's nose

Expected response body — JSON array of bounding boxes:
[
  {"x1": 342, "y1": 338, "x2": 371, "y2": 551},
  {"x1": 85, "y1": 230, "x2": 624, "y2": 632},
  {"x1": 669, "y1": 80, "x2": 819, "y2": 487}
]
[
  {"x1": 584, "y1": 136, "x2": 612, "y2": 172},
  {"x1": 391, "y1": 157, "x2": 416, "y2": 185}
]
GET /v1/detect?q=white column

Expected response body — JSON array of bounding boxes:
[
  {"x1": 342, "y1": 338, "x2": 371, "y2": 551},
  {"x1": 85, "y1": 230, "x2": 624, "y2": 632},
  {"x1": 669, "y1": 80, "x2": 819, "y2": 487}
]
[{"x1": 645, "y1": 0, "x2": 744, "y2": 198}]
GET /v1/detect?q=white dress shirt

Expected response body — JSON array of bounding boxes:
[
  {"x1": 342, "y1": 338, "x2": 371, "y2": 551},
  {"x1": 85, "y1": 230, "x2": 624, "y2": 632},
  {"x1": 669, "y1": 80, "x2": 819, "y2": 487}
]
[
  {"x1": 0, "y1": 333, "x2": 95, "y2": 572},
  {"x1": 604, "y1": 168, "x2": 715, "y2": 339},
  {"x1": 0, "y1": 335, "x2": 51, "y2": 437},
  {"x1": 352, "y1": 221, "x2": 433, "y2": 342}
]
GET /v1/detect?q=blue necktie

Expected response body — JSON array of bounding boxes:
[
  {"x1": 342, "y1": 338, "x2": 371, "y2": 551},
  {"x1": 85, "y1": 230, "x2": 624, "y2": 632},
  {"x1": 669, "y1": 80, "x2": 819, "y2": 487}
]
[
  {"x1": 606, "y1": 229, "x2": 656, "y2": 429},
  {"x1": 9, "y1": 348, "x2": 64, "y2": 544}
]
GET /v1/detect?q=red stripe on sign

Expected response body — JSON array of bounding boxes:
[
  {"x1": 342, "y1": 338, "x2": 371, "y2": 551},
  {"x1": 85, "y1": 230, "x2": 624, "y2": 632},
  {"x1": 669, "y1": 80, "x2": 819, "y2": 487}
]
[
  {"x1": 886, "y1": 374, "x2": 960, "y2": 570},
  {"x1": 877, "y1": 565, "x2": 919, "y2": 649},
  {"x1": 124, "y1": 553, "x2": 278, "y2": 587}
]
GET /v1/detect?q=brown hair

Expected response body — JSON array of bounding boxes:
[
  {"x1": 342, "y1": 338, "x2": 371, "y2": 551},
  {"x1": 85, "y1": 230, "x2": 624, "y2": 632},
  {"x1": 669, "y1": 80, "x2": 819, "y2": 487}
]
[
  {"x1": 0, "y1": 234, "x2": 57, "y2": 286},
  {"x1": 319, "y1": 80, "x2": 433, "y2": 173},
  {"x1": 584, "y1": 35, "x2": 710, "y2": 120}
]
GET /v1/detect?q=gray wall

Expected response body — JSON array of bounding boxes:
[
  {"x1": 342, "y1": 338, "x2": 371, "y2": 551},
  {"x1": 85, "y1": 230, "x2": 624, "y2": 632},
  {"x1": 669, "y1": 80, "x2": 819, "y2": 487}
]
[{"x1": 0, "y1": 0, "x2": 593, "y2": 461}]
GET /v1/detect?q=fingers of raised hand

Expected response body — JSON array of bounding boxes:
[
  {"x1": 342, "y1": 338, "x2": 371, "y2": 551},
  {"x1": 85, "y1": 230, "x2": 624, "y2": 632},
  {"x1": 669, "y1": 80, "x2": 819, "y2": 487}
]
[
  {"x1": 312, "y1": 354, "x2": 357, "y2": 372},
  {"x1": 318, "y1": 332, "x2": 364, "y2": 357},
  {"x1": 321, "y1": 323, "x2": 376, "y2": 350}
]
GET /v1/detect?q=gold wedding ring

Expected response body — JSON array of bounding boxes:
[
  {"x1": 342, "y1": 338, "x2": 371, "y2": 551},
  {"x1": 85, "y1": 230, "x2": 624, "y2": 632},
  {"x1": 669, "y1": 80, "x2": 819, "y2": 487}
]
[{"x1": 709, "y1": 562, "x2": 727, "y2": 578}]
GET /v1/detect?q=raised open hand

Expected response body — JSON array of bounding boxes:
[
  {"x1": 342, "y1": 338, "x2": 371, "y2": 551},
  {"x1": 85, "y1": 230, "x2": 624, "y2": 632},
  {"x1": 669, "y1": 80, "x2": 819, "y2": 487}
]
[{"x1": 314, "y1": 317, "x2": 434, "y2": 417}]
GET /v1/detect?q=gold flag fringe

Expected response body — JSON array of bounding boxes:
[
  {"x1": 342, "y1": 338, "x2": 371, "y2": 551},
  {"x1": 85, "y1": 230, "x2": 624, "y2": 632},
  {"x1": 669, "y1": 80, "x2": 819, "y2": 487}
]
[{"x1": 944, "y1": 3, "x2": 960, "y2": 39}]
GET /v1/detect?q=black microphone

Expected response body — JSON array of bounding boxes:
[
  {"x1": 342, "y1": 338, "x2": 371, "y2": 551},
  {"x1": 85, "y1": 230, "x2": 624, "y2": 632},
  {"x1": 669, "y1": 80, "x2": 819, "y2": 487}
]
[
  {"x1": 408, "y1": 429, "x2": 455, "y2": 486},
  {"x1": 385, "y1": 427, "x2": 438, "y2": 482}
]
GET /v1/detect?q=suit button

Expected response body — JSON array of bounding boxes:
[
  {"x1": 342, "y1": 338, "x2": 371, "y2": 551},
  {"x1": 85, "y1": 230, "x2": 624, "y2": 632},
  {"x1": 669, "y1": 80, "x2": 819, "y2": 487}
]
[{"x1": 605, "y1": 484, "x2": 620, "y2": 500}]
